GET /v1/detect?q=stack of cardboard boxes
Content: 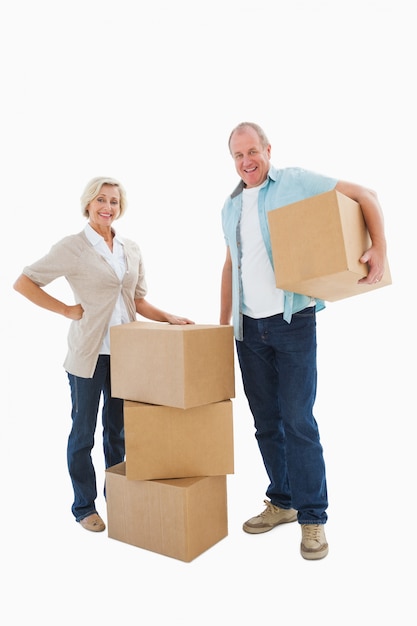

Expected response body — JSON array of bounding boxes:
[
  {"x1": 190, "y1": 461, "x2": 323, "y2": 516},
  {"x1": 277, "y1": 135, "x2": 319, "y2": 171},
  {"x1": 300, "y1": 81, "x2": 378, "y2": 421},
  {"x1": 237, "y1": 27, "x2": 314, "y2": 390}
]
[{"x1": 105, "y1": 322, "x2": 235, "y2": 562}]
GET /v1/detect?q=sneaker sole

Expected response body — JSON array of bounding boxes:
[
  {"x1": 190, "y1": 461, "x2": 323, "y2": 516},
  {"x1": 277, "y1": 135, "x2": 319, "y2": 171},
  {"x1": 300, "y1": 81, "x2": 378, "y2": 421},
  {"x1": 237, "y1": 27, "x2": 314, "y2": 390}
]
[{"x1": 300, "y1": 544, "x2": 329, "y2": 560}]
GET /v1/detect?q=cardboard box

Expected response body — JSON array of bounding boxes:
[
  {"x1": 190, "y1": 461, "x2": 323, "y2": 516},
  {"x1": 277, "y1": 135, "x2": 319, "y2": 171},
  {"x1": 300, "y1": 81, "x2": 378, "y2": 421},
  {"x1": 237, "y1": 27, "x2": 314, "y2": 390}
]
[
  {"x1": 267, "y1": 190, "x2": 392, "y2": 301},
  {"x1": 106, "y1": 462, "x2": 228, "y2": 562},
  {"x1": 124, "y1": 399, "x2": 234, "y2": 480},
  {"x1": 110, "y1": 322, "x2": 235, "y2": 408}
]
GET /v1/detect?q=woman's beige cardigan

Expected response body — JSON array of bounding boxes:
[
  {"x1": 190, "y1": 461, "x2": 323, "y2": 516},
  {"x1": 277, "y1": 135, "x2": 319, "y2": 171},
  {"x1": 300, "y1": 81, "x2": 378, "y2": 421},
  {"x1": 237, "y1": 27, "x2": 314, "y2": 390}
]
[{"x1": 22, "y1": 230, "x2": 147, "y2": 378}]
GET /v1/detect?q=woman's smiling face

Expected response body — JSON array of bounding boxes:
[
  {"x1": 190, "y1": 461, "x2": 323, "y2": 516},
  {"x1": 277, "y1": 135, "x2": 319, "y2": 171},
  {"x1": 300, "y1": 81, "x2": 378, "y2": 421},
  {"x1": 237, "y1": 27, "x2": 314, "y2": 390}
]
[{"x1": 87, "y1": 184, "x2": 121, "y2": 233}]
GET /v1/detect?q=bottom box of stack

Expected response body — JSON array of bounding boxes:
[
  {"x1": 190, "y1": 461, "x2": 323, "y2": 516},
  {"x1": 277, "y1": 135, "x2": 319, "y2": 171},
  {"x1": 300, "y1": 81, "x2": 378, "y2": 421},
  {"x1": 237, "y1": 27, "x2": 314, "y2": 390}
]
[{"x1": 105, "y1": 462, "x2": 228, "y2": 562}]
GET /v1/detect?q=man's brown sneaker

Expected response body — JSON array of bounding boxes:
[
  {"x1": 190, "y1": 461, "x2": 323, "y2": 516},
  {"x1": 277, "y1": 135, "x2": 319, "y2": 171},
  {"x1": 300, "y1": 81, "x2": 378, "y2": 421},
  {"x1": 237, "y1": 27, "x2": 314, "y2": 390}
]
[
  {"x1": 243, "y1": 499, "x2": 297, "y2": 534},
  {"x1": 300, "y1": 524, "x2": 328, "y2": 560}
]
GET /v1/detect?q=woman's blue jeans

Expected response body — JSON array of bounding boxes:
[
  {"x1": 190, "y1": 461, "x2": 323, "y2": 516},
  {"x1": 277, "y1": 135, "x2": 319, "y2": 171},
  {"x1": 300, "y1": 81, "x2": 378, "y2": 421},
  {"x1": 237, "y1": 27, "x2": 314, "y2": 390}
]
[
  {"x1": 236, "y1": 308, "x2": 328, "y2": 524},
  {"x1": 66, "y1": 355, "x2": 125, "y2": 522}
]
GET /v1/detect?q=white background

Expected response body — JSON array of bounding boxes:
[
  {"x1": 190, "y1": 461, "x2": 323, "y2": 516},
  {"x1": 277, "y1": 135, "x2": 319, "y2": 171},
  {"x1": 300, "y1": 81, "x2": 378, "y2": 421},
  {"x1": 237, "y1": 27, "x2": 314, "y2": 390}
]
[{"x1": 1, "y1": 1, "x2": 415, "y2": 624}]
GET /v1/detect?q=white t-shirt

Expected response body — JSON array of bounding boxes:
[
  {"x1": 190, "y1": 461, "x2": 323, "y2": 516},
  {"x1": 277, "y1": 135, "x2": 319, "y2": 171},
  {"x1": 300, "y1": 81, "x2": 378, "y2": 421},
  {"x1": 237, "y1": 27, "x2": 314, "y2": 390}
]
[{"x1": 240, "y1": 184, "x2": 285, "y2": 318}]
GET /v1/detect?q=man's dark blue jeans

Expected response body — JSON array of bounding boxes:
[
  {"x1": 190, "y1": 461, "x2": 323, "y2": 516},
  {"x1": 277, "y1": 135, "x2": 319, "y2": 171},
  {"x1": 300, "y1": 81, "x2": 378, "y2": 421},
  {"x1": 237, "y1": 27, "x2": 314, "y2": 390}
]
[{"x1": 236, "y1": 307, "x2": 328, "y2": 524}]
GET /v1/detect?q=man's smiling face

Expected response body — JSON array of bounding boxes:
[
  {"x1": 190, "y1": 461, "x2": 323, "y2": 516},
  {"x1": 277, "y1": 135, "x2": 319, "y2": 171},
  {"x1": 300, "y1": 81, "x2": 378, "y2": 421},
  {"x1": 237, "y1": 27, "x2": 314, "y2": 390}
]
[{"x1": 229, "y1": 126, "x2": 271, "y2": 188}]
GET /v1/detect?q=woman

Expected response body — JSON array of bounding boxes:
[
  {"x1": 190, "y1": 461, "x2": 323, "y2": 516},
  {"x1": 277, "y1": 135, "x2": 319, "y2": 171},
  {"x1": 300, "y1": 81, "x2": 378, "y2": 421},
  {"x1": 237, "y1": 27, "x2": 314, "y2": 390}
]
[{"x1": 13, "y1": 176, "x2": 194, "y2": 532}]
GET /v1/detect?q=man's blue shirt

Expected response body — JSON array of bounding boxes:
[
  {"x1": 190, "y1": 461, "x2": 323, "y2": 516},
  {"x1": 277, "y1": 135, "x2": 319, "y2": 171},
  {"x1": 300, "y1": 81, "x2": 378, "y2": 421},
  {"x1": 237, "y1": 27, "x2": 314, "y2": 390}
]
[{"x1": 221, "y1": 165, "x2": 337, "y2": 340}]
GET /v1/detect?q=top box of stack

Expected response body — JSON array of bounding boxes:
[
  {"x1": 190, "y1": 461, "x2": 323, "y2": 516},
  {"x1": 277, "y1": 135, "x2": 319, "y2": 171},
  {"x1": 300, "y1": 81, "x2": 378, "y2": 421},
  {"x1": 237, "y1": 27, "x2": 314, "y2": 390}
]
[
  {"x1": 110, "y1": 322, "x2": 235, "y2": 409},
  {"x1": 267, "y1": 190, "x2": 392, "y2": 302}
]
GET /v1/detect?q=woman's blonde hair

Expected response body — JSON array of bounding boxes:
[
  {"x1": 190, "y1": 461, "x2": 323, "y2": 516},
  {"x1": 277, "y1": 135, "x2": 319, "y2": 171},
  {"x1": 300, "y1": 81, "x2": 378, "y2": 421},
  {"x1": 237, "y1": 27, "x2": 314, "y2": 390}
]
[{"x1": 80, "y1": 177, "x2": 127, "y2": 219}]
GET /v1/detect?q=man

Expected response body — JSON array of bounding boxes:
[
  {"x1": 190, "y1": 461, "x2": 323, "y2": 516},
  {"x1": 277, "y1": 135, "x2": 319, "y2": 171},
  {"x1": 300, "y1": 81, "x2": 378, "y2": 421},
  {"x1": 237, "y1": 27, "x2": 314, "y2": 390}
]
[{"x1": 220, "y1": 122, "x2": 387, "y2": 559}]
